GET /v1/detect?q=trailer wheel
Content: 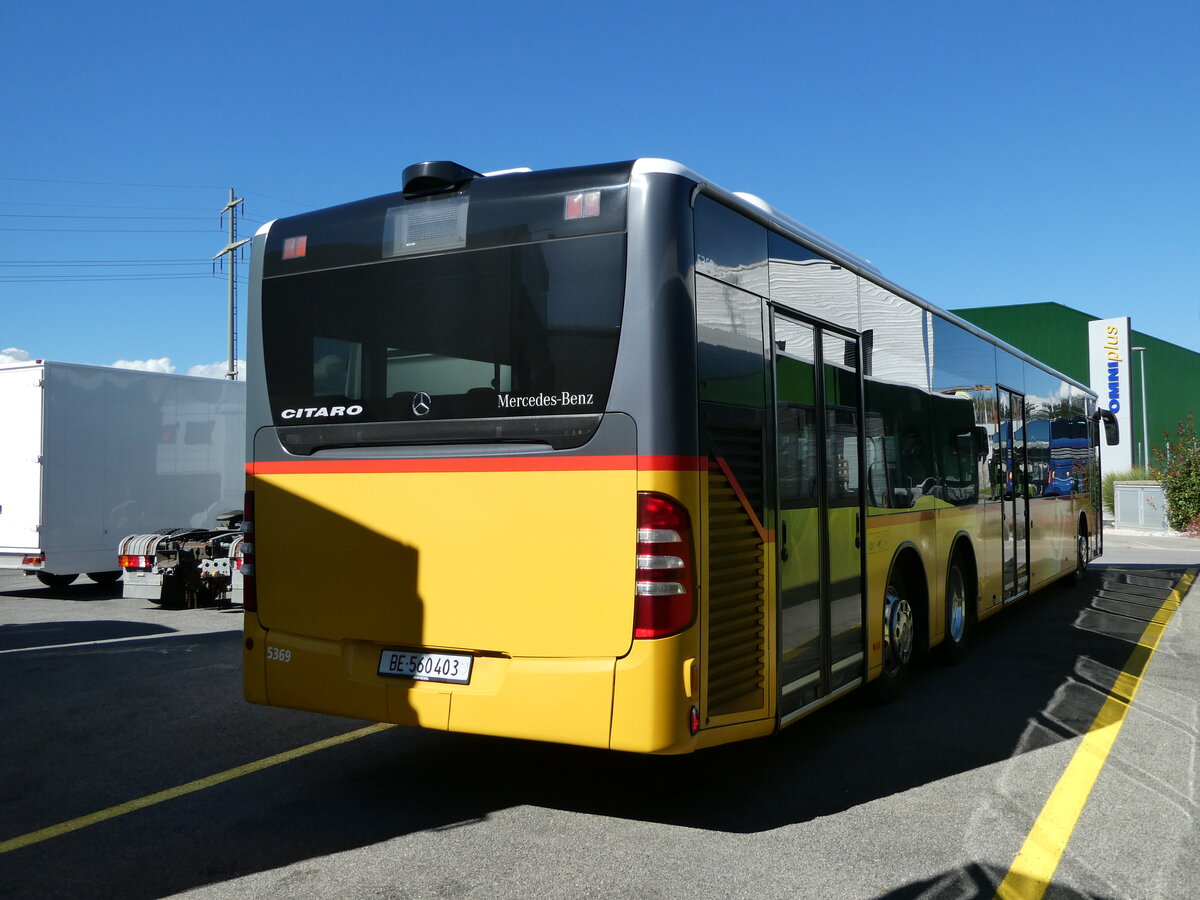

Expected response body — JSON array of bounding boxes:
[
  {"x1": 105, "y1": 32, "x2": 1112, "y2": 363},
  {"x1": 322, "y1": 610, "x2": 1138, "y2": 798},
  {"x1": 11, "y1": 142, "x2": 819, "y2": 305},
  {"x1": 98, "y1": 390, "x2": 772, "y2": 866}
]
[
  {"x1": 87, "y1": 571, "x2": 122, "y2": 585},
  {"x1": 156, "y1": 575, "x2": 187, "y2": 609},
  {"x1": 35, "y1": 572, "x2": 78, "y2": 588}
]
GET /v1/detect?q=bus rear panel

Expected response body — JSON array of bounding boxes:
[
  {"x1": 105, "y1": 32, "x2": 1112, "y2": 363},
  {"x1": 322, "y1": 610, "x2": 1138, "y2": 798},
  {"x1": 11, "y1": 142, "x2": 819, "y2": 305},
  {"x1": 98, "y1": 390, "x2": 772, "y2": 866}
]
[{"x1": 244, "y1": 162, "x2": 720, "y2": 753}]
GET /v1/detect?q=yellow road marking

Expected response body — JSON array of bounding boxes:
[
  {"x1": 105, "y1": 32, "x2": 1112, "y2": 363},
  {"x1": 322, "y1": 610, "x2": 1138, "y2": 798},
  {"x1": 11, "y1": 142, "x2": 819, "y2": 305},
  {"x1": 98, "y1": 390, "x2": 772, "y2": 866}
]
[
  {"x1": 0, "y1": 722, "x2": 396, "y2": 855},
  {"x1": 994, "y1": 568, "x2": 1197, "y2": 900}
]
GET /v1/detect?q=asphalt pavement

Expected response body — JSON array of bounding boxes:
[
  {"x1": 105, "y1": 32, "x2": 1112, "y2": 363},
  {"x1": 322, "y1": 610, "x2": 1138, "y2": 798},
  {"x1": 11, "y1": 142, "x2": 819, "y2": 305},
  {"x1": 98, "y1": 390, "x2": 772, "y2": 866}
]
[{"x1": 0, "y1": 528, "x2": 1197, "y2": 899}]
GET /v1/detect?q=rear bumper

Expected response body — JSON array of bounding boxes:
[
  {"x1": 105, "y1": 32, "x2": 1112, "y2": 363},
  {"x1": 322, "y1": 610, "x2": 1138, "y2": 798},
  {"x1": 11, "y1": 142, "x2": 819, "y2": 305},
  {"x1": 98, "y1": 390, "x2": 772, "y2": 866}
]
[
  {"x1": 247, "y1": 624, "x2": 616, "y2": 749},
  {"x1": 0, "y1": 550, "x2": 40, "y2": 572},
  {"x1": 0, "y1": 548, "x2": 113, "y2": 575},
  {"x1": 244, "y1": 622, "x2": 700, "y2": 753}
]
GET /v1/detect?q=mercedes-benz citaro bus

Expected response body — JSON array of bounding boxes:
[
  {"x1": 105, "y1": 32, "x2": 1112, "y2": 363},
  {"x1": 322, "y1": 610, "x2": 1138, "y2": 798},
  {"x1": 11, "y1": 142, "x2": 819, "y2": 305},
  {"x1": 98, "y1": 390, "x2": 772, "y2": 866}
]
[{"x1": 242, "y1": 159, "x2": 1117, "y2": 754}]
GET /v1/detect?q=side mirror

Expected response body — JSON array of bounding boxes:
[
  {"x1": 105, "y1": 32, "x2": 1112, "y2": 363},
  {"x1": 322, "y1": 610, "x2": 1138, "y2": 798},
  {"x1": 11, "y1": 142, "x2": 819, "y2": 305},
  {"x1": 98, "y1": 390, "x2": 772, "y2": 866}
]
[{"x1": 1095, "y1": 409, "x2": 1119, "y2": 446}]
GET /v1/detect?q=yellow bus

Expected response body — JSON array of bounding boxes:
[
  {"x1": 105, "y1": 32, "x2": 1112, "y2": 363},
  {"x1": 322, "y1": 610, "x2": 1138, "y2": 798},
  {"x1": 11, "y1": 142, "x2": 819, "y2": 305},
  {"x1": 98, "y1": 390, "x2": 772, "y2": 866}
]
[{"x1": 242, "y1": 159, "x2": 1117, "y2": 753}]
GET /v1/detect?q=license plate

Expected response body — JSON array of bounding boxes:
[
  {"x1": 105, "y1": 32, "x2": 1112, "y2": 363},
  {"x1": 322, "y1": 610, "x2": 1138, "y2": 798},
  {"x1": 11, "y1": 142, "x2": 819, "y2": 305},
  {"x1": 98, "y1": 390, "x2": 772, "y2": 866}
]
[{"x1": 378, "y1": 649, "x2": 473, "y2": 684}]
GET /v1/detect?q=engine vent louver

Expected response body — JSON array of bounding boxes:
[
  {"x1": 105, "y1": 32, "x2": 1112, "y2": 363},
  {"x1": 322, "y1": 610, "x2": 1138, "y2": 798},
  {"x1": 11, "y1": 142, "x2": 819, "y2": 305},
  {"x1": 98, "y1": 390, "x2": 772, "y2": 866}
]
[{"x1": 704, "y1": 423, "x2": 768, "y2": 719}]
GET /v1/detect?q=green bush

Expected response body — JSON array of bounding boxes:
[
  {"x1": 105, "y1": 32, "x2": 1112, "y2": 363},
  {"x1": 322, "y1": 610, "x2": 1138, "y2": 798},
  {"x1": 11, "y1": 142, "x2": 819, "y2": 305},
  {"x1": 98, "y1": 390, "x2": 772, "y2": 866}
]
[
  {"x1": 1154, "y1": 412, "x2": 1200, "y2": 533},
  {"x1": 1102, "y1": 466, "x2": 1148, "y2": 515}
]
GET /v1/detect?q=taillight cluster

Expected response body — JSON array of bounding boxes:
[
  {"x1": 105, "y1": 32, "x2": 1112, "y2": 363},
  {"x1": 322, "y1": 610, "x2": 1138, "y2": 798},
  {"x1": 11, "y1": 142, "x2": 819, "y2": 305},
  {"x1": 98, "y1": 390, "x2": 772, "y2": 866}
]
[
  {"x1": 634, "y1": 492, "x2": 695, "y2": 639},
  {"x1": 242, "y1": 490, "x2": 256, "y2": 611},
  {"x1": 118, "y1": 555, "x2": 153, "y2": 570}
]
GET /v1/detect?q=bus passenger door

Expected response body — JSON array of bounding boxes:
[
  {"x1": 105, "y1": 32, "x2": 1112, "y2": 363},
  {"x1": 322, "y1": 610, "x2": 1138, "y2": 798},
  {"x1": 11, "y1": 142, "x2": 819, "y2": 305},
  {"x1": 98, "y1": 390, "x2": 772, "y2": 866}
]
[
  {"x1": 773, "y1": 311, "x2": 866, "y2": 721},
  {"x1": 999, "y1": 388, "x2": 1030, "y2": 601},
  {"x1": 1089, "y1": 415, "x2": 1104, "y2": 559}
]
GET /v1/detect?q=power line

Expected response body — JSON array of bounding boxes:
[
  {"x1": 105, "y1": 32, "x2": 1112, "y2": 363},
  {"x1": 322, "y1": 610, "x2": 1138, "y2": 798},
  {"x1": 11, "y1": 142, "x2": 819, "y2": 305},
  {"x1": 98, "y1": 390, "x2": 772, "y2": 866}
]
[
  {"x1": 0, "y1": 181, "x2": 277, "y2": 308},
  {"x1": 0, "y1": 259, "x2": 210, "y2": 266},
  {"x1": 0, "y1": 176, "x2": 224, "y2": 189},
  {"x1": 3, "y1": 178, "x2": 316, "y2": 211},
  {"x1": 0, "y1": 274, "x2": 220, "y2": 283},
  {"x1": 0, "y1": 227, "x2": 220, "y2": 233},
  {"x1": 0, "y1": 213, "x2": 217, "y2": 221},
  {"x1": 241, "y1": 189, "x2": 316, "y2": 211},
  {"x1": 0, "y1": 201, "x2": 218, "y2": 212}
]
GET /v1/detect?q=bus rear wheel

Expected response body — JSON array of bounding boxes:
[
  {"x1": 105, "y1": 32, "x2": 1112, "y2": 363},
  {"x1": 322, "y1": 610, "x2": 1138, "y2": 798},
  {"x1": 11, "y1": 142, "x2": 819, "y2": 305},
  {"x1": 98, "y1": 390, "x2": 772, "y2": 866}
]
[
  {"x1": 875, "y1": 571, "x2": 914, "y2": 701},
  {"x1": 1073, "y1": 532, "x2": 1088, "y2": 584},
  {"x1": 939, "y1": 557, "x2": 970, "y2": 665}
]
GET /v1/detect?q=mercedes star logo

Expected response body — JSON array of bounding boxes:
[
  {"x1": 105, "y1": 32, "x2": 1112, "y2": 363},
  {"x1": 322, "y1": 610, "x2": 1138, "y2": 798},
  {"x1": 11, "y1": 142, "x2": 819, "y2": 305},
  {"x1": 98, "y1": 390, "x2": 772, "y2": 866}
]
[{"x1": 412, "y1": 392, "x2": 432, "y2": 417}]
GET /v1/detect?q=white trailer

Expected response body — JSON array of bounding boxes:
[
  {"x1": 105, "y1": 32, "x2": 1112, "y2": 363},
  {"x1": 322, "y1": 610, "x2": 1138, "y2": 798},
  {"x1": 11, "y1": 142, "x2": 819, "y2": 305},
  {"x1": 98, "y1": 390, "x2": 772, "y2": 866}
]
[{"x1": 0, "y1": 361, "x2": 245, "y2": 588}]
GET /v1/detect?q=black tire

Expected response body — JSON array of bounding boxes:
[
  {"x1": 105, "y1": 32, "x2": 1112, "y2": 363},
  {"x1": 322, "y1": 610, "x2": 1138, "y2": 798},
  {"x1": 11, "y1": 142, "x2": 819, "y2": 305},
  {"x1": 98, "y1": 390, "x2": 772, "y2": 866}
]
[
  {"x1": 35, "y1": 572, "x2": 78, "y2": 589},
  {"x1": 938, "y1": 556, "x2": 970, "y2": 665},
  {"x1": 156, "y1": 575, "x2": 186, "y2": 609},
  {"x1": 87, "y1": 571, "x2": 122, "y2": 585},
  {"x1": 874, "y1": 569, "x2": 915, "y2": 702},
  {"x1": 1072, "y1": 531, "x2": 1088, "y2": 585}
]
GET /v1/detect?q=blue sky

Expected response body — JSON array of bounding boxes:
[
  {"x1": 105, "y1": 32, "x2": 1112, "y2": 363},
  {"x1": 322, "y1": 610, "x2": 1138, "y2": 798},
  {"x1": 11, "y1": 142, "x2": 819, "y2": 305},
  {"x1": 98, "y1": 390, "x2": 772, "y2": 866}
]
[{"x1": 3, "y1": 0, "x2": 1198, "y2": 375}]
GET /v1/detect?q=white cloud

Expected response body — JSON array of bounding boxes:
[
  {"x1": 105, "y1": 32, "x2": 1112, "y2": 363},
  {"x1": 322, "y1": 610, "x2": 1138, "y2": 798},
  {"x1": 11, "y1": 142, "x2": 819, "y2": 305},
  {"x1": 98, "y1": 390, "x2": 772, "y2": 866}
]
[
  {"x1": 1, "y1": 347, "x2": 32, "y2": 364},
  {"x1": 187, "y1": 360, "x2": 246, "y2": 380},
  {"x1": 111, "y1": 357, "x2": 176, "y2": 374}
]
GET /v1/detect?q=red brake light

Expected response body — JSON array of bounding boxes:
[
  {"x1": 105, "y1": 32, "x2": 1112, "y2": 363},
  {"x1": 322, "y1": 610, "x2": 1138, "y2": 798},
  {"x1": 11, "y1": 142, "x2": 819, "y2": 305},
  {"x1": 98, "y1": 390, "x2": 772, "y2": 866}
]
[
  {"x1": 634, "y1": 492, "x2": 695, "y2": 639},
  {"x1": 242, "y1": 490, "x2": 256, "y2": 611},
  {"x1": 564, "y1": 191, "x2": 600, "y2": 220},
  {"x1": 282, "y1": 235, "x2": 307, "y2": 259}
]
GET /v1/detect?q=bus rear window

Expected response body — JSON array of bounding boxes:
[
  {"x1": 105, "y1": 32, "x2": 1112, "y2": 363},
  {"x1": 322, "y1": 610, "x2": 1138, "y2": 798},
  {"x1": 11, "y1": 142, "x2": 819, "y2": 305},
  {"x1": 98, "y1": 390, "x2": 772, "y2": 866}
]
[{"x1": 262, "y1": 233, "x2": 626, "y2": 434}]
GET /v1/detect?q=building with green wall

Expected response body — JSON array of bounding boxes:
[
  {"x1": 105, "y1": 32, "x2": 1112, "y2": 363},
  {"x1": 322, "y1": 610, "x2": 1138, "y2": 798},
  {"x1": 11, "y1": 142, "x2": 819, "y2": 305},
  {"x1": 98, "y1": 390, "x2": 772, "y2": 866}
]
[{"x1": 951, "y1": 302, "x2": 1199, "y2": 471}]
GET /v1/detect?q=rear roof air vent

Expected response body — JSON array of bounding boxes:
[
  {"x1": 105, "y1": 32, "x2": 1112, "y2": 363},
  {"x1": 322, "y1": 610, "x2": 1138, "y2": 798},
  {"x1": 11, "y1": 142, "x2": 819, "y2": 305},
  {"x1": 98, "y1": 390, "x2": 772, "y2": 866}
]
[{"x1": 402, "y1": 161, "x2": 482, "y2": 199}]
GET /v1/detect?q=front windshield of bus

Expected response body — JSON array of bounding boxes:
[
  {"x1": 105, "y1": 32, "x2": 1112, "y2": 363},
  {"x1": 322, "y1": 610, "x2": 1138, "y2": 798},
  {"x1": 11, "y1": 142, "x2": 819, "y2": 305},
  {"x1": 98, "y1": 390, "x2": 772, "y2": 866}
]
[{"x1": 262, "y1": 232, "x2": 626, "y2": 438}]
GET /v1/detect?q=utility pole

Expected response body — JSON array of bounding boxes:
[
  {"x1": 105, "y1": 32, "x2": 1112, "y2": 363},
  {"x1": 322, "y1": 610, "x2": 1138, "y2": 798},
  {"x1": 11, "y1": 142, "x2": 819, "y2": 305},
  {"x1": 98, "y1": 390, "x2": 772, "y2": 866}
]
[{"x1": 213, "y1": 189, "x2": 250, "y2": 380}]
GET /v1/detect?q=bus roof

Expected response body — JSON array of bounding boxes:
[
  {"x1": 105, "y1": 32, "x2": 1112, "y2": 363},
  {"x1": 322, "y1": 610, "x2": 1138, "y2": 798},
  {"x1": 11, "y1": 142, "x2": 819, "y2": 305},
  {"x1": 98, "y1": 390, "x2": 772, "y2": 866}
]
[
  {"x1": 252, "y1": 158, "x2": 1094, "y2": 400},
  {"x1": 632, "y1": 158, "x2": 1095, "y2": 398}
]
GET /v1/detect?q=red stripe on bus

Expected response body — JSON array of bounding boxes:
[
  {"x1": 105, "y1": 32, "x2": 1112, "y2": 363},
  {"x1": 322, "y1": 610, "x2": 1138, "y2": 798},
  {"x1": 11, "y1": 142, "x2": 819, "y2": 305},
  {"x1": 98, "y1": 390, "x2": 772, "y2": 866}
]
[{"x1": 246, "y1": 455, "x2": 706, "y2": 476}]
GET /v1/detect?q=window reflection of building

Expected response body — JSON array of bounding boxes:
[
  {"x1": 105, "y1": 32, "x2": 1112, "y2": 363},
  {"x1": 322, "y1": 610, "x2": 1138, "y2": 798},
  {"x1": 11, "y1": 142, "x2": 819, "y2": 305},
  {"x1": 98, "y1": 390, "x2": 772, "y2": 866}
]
[{"x1": 691, "y1": 190, "x2": 1094, "y2": 517}]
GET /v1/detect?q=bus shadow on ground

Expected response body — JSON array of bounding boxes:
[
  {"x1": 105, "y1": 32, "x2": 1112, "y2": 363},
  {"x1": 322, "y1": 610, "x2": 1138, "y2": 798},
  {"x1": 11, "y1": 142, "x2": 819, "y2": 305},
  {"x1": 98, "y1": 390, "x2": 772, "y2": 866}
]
[
  {"x1": 333, "y1": 563, "x2": 1187, "y2": 836},
  {"x1": 0, "y1": 620, "x2": 176, "y2": 651}
]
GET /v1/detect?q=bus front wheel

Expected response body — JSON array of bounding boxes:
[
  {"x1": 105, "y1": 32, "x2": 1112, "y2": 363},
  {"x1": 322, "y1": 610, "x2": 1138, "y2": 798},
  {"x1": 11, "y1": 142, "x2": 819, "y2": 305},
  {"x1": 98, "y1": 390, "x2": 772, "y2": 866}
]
[{"x1": 1073, "y1": 532, "x2": 1088, "y2": 584}]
